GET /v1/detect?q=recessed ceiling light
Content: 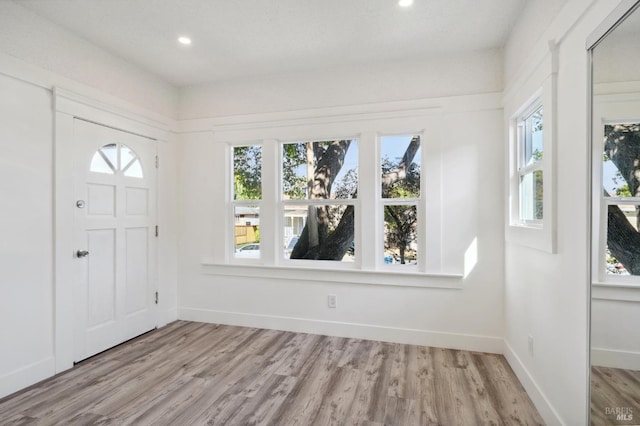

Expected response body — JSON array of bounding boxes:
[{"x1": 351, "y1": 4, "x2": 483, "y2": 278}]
[
  {"x1": 178, "y1": 36, "x2": 192, "y2": 46},
  {"x1": 398, "y1": 0, "x2": 414, "y2": 7}
]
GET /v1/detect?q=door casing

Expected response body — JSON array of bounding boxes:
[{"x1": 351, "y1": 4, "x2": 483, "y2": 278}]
[{"x1": 54, "y1": 88, "x2": 168, "y2": 373}]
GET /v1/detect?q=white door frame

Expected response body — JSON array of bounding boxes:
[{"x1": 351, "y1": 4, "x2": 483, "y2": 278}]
[{"x1": 53, "y1": 88, "x2": 169, "y2": 373}]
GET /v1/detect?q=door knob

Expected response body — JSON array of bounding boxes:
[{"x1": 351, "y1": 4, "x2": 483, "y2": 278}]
[{"x1": 76, "y1": 250, "x2": 89, "y2": 258}]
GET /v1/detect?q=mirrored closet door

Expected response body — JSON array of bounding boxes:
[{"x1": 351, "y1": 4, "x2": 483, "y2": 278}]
[{"x1": 590, "y1": 2, "x2": 640, "y2": 424}]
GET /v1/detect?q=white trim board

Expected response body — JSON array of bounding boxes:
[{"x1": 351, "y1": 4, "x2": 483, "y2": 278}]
[
  {"x1": 158, "y1": 308, "x2": 179, "y2": 328},
  {"x1": 178, "y1": 92, "x2": 502, "y2": 134},
  {"x1": 54, "y1": 88, "x2": 171, "y2": 141},
  {"x1": 0, "y1": 357, "x2": 55, "y2": 400},
  {"x1": 178, "y1": 307, "x2": 504, "y2": 354},
  {"x1": 202, "y1": 264, "x2": 463, "y2": 289},
  {"x1": 503, "y1": 341, "x2": 565, "y2": 426},
  {"x1": 592, "y1": 347, "x2": 640, "y2": 370}
]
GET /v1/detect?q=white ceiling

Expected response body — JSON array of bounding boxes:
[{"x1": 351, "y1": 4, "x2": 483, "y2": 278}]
[{"x1": 17, "y1": 0, "x2": 527, "y2": 87}]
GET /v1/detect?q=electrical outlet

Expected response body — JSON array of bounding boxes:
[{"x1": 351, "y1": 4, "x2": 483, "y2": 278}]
[
  {"x1": 328, "y1": 294, "x2": 337, "y2": 308},
  {"x1": 528, "y1": 335, "x2": 534, "y2": 357}
]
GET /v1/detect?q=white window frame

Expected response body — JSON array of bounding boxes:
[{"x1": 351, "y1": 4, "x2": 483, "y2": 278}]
[
  {"x1": 278, "y1": 137, "x2": 360, "y2": 269},
  {"x1": 591, "y1": 94, "x2": 640, "y2": 288},
  {"x1": 515, "y1": 103, "x2": 544, "y2": 228},
  {"x1": 230, "y1": 143, "x2": 263, "y2": 265},
  {"x1": 224, "y1": 129, "x2": 443, "y2": 277},
  {"x1": 378, "y1": 133, "x2": 425, "y2": 272},
  {"x1": 206, "y1": 103, "x2": 490, "y2": 288},
  {"x1": 505, "y1": 47, "x2": 557, "y2": 253}
]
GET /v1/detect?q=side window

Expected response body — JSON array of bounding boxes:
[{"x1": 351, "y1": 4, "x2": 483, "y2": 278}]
[
  {"x1": 233, "y1": 145, "x2": 262, "y2": 259},
  {"x1": 516, "y1": 105, "x2": 543, "y2": 223},
  {"x1": 281, "y1": 140, "x2": 358, "y2": 262},
  {"x1": 506, "y1": 73, "x2": 556, "y2": 253}
]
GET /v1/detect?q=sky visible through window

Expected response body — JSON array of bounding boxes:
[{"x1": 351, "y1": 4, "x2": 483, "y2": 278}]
[
  {"x1": 286, "y1": 137, "x2": 421, "y2": 189},
  {"x1": 381, "y1": 135, "x2": 422, "y2": 169},
  {"x1": 287, "y1": 140, "x2": 359, "y2": 196},
  {"x1": 603, "y1": 160, "x2": 622, "y2": 196}
]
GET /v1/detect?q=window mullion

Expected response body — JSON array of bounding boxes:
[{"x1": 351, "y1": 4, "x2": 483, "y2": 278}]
[
  {"x1": 359, "y1": 132, "x2": 377, "y2": 270},
  {"x1": 261, "y1": 141, "x2": 278, "y2": 264}
]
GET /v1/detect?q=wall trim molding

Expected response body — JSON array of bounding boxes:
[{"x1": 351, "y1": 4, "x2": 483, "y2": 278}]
[
  {"x1": 0, "y1": 357, "x2": 55, "y2": 400},
  {"x1": 178, "y1": 92, "x2": 503, "y2": 134},
  {"x1": 201, "y1": 263, "x2": 463, "y2": 289},
  {"x1": 592, "y1": 283, "x2": 640, "y2": 302},
  {"x1": 503, "y1": 341, "x2": 564, "y2": 426},
  {"x1": 592, "y1": 347, "x2": 640, "y2": 371},
  {"x1": 178, "y1": 307, "x2": 504, "y2": 354},
  {"x1": 54, "y1": 87, "x2": 173, "y2": 142},
  {"x1": 55, "y1": 87, "x2": 173, "y2": 136}
]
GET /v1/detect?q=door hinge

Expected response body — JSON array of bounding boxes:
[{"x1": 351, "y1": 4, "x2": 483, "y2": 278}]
[
  {"x1": 155, "y1": 291, "x2": 159, "y2": 305},
  {"x1": 155, "y1": 155, "x2": 159, "y2": 168},
  {"x1": 155, "y1": 225, "x2": 159, "y2": 237}
]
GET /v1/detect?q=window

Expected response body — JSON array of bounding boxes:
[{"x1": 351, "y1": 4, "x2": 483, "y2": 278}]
[
  {"x1": 281, "y1": 140, "x2": 358, "y2": 262},
  {"x1": 228, "y1": 133, "x2": 430, "y2": 269},
  {"x1": 224, "y1": 127, "x2": 447, "y2": 279},
  {"x1": 232, "y1": 145, "x2": 262, "y2": 259},
  {"x1": 505, "y1": 52, "x2": 556, "y2": 253},
  {"x1": 516, "y1": 105, "x2": 543, "y2": 224},
  {"x1": 380, "y1": 135, "x2": 421, "y2": 266},
  {"x1": 90, "y1": 143, "x2": 144, "y2": 178},
  {"x1": 600, "y1": 123, "x2": 640, "y2": 277}
]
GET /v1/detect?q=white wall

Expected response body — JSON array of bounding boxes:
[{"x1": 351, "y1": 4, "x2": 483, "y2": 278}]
[
  {"x1": 0, "y1": 8, "x2": 180, "y2": 397},
  {"x1": 592, "y1": 297, "x2": 640, "y2": 369},
  {"x1": 176, "y1": 52, "x2": 507, "y2": 354},
  {"x1": 2, "y1": 2, "x2": 631, "y2": 422},
  {"x1": 503, "y1": 0, "x2": 568, "y2": 81},
  {"x1": 178, "y1": 48, "x2": 503, "y2": 119},
  {"x1": 503, "y1": 0, "x2": 623, "y2": 424},
  {"x1": 0, "y1": 1, "x2": 178, "y2": 119},
  {"x1": 0, "y1": 73, "x2": 55, "y2": 397}
]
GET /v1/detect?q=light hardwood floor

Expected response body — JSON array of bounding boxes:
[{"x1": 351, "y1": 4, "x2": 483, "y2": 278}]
[
  {"x1": 591, "y1": 365, "x2": 640, "y2": 426},
  {"x1": 0, "y1": 321, "x2": 543, "y2": 425}
]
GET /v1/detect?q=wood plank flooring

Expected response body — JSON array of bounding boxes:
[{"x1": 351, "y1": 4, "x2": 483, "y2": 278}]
[
  {"x1": 0, "y1": 321, "x2": 544, "y2": 425},
  {"x1": 591, "y1": 365, "x2": 640, "y2": 425}
]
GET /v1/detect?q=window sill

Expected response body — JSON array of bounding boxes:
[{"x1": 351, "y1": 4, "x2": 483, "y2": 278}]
[
  {"x1": 201, "y1": 262, "x2": 463, "y2": 289},
  {"x1": 592, "y1": 281, "x2": 640, "y2": 302},
  {"x1": 509, "y1": 221, "x2": 543, "y2": 230},
  {"x1": 505, "y1": 222, "x2": 555, "y2": 253}
]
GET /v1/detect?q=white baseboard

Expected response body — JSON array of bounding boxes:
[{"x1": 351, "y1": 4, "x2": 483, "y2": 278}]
[
  {"x1": 503, "y1": 341, "x2": 564, "y2": 426},
  {"x1": 157, "y1": 307, "x2": 178, "y2": 328},
  {"x1": 178, "y1": 307, "x2": 504, "y2": 354},
  {"x1": 0, "y1": 357, "x2": 55, "y2": 400},
  {"x1": 592, "y1": 347, "x2": 640, "y2": 370}
]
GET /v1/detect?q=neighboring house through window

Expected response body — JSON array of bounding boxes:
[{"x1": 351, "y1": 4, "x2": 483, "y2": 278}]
[
  {"x1": 281, "y1": 140, "x2": 359, "y2": 262},
  {"x1": 233, "y1": 145, "x2": 262, "y2": 259}
]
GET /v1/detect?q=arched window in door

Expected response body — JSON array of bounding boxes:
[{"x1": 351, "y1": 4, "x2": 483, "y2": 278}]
[{"x1": 90, "y1": 144, "x2": 144, "y2": 178}]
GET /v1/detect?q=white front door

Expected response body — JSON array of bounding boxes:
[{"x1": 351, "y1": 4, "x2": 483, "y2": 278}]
[{"x1": 73, "y1": 119, "x2": 157, "y2": 361}]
